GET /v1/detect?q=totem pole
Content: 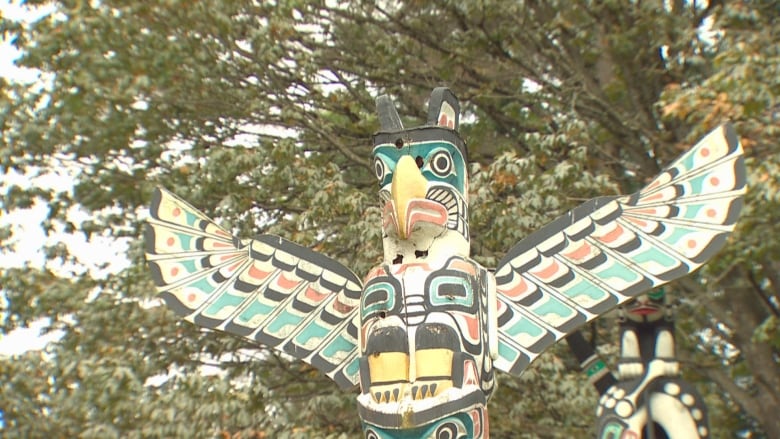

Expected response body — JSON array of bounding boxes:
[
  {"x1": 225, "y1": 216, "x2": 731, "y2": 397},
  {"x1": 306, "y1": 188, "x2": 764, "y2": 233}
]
[
  {"x1": 567, "y1": 288, "x2": 711, "y2": 438},
  {"x1": 146, "y1": 88, "x2": 745, "y2": 438}
]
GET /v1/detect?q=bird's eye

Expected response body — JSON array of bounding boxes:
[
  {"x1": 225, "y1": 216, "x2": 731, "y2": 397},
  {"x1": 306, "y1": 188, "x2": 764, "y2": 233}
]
[
  {"x1": 430, "y1": 151, "x2": 453, "y2": 177},
  {"x1": 374, "y1": 157, "x2": 386, "y2": 181}
]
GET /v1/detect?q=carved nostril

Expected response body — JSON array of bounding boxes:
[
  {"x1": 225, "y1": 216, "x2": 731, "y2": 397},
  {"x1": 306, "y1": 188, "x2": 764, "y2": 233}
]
[
  {"x1": 395, "y1": 138, "x2": 404, "y2": 149},
  {"x1": 415, "y1": 156, "x2": 424, "y2": 168},
  {"x1": 393, "y1": 254, "x2": 403, "y2": 264}
]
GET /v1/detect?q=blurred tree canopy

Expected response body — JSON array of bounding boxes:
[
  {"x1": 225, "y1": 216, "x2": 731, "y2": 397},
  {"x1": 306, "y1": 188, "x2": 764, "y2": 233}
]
[{"x1": 1, "y1": 0, "x2": 778, "y2": 437}]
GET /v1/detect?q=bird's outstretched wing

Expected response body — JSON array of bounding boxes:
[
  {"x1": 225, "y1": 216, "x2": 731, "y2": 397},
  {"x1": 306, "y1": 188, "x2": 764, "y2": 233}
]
[
  {"x1": 493, "y1": 124, "x2": 745, "y2": 375},
  {"x1": 145, "y1": 188, "x2": 363, "y2": 389}
]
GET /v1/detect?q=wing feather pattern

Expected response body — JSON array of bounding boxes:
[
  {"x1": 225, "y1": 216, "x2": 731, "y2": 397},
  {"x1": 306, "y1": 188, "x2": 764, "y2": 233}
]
[
  {"x1": 145, "y1": 187, "x2": 362, "y2": 389},
  {"x1": 494, "y1": 124, "x2": 746, "y2": 375}
]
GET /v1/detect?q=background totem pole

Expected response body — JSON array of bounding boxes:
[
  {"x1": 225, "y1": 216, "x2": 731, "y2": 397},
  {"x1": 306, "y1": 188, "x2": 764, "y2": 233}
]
[
  {"x1": 146, "y1": 88, "x2": 745, "y2": 438},
  {"x1": 567, "y1": 289, "x2": 711, "y2": 438}
]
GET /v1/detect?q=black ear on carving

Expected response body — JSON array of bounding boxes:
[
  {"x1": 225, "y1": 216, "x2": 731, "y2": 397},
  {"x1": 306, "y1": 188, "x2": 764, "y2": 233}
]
[
  {"x1": 376, "y1": 95, "x2": 404, "y2": 132},
  {"x1": 427, "y1": 87, "x2": 460, "y2": 131}
]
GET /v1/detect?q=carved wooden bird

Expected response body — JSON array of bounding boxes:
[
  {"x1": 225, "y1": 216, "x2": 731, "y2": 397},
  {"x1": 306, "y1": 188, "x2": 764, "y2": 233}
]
[{"x1": 146, "y1": 88, "x2": 745, "y2": 438}]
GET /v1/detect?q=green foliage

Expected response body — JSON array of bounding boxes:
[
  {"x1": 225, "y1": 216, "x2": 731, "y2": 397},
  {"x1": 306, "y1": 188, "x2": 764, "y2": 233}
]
[{"x1": 1, "y1": 0, "x2": 778, "y2": 437}]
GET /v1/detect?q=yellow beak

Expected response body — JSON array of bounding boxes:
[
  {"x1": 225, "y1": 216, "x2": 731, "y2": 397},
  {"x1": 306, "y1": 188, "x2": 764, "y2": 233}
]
[{"x1": 391, "y1": 155, "x2": 428, "y2": 239}]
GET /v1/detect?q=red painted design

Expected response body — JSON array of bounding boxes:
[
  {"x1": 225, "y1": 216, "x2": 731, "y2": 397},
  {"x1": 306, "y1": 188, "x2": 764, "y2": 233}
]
[
  {"x1": 392, "y1": 262, "x2": 431, "y2": 274},
  {"x1": 276, "y1": 273, "x2": 301, "y2": 290},
  {"x1": 706, "y1": 208, "x2": 716, "y2": 218},
  {"x1": 470, "y1": 409, "x2": 481, "y2": 437},
  {"x1": 532, "y1": 259, "x2": 560, "y2": 279},
  {"x1": 446, "y1": 259, "x2": 476, "y2": 275},
  {"x1": 215, "y1": 230, "x2": 231, "y2": 238},
  {"x1": 166, "y1": 237, "x2": 175, "y2": 246},
  {"x1": 304, "y1": 285, "x2": 327, "y2": 302},
  {"x1": 498, "y1": 276, "x2": 530, "y2": 299},
  {"x1": 187, "y1": 293, "x2": 196, "y2": 302},
  {"x1": 642, "y1": 192, "x2": 666, "y2": 202},
  {"x1": 213, "y1": 241, "x2": 231, "y2": 248},
  {"x1": 171, "y1": 267, "x2": 179, "y2": 277},
  {"x1": 248, "y1": 264, "x2": 270, "y2": 280},
  {"x1": 405, "y1": 199, "x2": 448, "y2": 236},
  {"x1": 365, "y1": 266, "x2": 387, "y2": 281},
  {"x1": 332, "y1": 299, "x2": 355, "y2": 314},
  {"x1": 625, "y1": 216, "x2": 649, "y2": 228},
  {"x1": 701, "y1": 147, "x2": 710, "y2": 157},
  {"x1": 710, "y1": 176, "x2": 720, "y2": 186},
  {"x1": 687, "y1": 239, "x2": 697, "y2": 249},
  {"x1": 563, "y1": 241, "x2": 593, "y2": 261},
  {"x1": 597, "y1": 223, "x2": 625, "y2": 244},
  {"x1": 463, "y1": 359, "x2": 478, "y2": 386},
  {"x1": 632, "y1": 207, "x2": 658, "y2": 216},
  {"x1": 172, "y1": 207, "x2": 181, "y2": 217},
  {"x1": 644, "y1": 178, "x2": 662, "y2": 191}
]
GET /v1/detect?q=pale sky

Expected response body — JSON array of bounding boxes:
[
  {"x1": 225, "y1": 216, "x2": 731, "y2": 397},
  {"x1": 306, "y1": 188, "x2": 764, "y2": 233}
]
[{"x1": 0, "y1": 1, "x2": 130, "y2": 355}]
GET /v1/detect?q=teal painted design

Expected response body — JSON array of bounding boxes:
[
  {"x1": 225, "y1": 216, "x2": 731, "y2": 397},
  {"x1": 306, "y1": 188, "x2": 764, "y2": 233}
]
[
  {"x1": 293, "y1": 320, "x2": 329, "y2": 346},
  {"x1": 498, "y1": 339, "x2": 520, "y2": 363},
  {"x1": 234, "y1": 299, "x2": 275, "y2": 325},
  {"x1": 179, "y1": 257, "x2": 198, "y2": 273},
  {"x1": 429, "y1": 275, "x2": 474, "y2": 308},
  {"x1": 632, "y1": 245, "x2": 677, "y2": 268},
  {"x1": 685, "y1": 172, "x2": 711, "y2": 194},
  {"x1": 189, "y1": 276, "x2": 217, "y2": 294},
  {"x1": 361, "y1": 281, "x2": 396, "y2": 319},
  {"x1": 362, "y1": 410, "x2": 476, "y2": 439},
  {"x1": 374, "y1": 142, "x2": 467, "y2": 194},
  {"x1": 203, "y1": 292, "x2": 245, "y2": 316},
  {"x1": 599, "y1": 421, "x2": 625, "y2": 439},
  {"x1": 681, "y1": 203, "x2": 705, "y2": 219},
  {"x1": 561, "y1": 278, "x2": 609, "y2": 302},
  {"x1": 505, "y1": 316, "x2": 544, "y2": 340},
  {"x1": 533, "y1": 295, "x2": 575, "y2": 321},
  {"x1": 266, "y1": 309, "x2": 304, "y2": 334},
  {"x1": 679, "y1": 148, "x2": 698, "y2": 173},
  {"x1": 662, "y1": 225, "x2": 700, "y2": 246},
  {"x1": 585, "y1": 359, "x2": 607, "y2": 378},
  {"x1": 175, "y1": 231, "x2": 193, "y2": 250},
  {"x1": 322, "y1": 333, "x2": 356, "y2": 359},
  {"x1": 593, "y1": 260, "x2": 642, "y2": 284},
  {"x1": 184, "y1": 210, "x2": 199, "y2": 227},
  {"x1": 345, "y1": 357, "x2": 360, "y2": 377}
]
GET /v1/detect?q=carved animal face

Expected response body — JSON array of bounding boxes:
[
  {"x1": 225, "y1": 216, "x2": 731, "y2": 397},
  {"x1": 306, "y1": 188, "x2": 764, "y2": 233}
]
[
  {"x1": 623, "y1": 288, "x2": 668, "y2": 324},
  {"x1": 372, "y1": 88, "x2": 470, "y2": 262}
]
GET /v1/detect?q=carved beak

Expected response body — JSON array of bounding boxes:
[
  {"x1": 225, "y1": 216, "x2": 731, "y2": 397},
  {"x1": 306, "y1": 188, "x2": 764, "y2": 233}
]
[{"x1": 391, "y1": 155, "x2": 428, "y2": 239}]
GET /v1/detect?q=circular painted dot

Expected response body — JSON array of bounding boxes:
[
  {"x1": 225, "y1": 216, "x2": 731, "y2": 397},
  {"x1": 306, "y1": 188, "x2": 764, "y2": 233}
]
[
  {"x1": 681, "y1": 393, "x2": 695, "y2": 406},
  {"x1": 701, "y1": 148, "x2": 710, "y2": 157},
  {"x1": 172, "y1": 207, "x2": 181, "y2": 217},
  {"x1": 613, "y1": 389, "x2": 625, "y2": 399},
  {"x1": 707, "y1": 208, "x2": 717, "y2": 217},
  {"x1": 187, "y1": 293, "x2": 196, "y2": 302},
  {"x1": 615, "y1": 401, "x2": 633, "y2": 417},
  {"x1": 692, "y1": 409, "x2": 703, "y2": 420},
  {"x1": 698, "y1": 426, "x2": 708, "y2": 436},
  {"x1": 664, "y1": 382, "x2": 681, "y2": 395},
  {"x1": 687, "y1": 239, "x2": 697, "y2": 249},
  {"x1": 605, "y1": 397, "x2": 616, "y2": 409},
  {"x1": 166, "y1": 237, "x2": 175, "y2": 246},
  {"x1": 710, "y1": 177, "x2": 720, "y2": 186},
  {"x1": 171, "y1": 267, "x2": 179, "y2": 277}
]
